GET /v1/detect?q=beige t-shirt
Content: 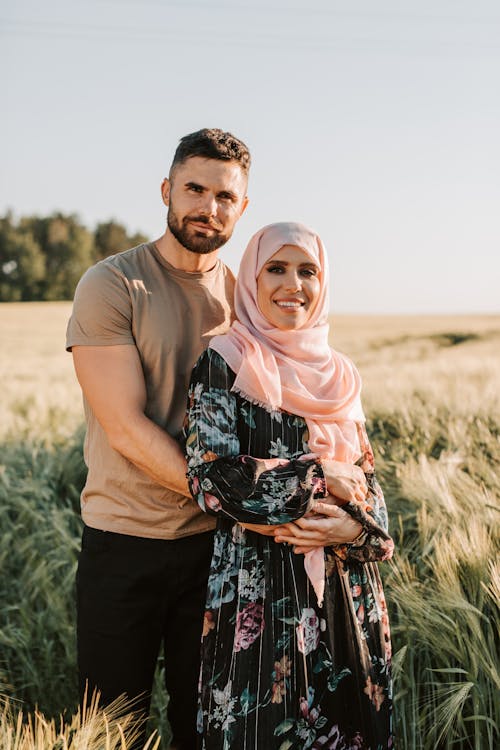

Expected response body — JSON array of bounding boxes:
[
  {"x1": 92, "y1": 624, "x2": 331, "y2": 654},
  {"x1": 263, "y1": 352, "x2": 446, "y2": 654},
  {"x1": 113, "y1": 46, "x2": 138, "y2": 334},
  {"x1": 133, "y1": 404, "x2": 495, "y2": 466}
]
[{"x1": 66, "y1": 242, "x2": 235, "y2": 539}]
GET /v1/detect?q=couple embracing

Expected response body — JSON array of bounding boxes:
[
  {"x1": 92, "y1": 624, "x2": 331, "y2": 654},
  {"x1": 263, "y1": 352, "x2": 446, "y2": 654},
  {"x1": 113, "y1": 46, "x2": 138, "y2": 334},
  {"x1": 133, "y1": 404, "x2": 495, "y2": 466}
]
[{"x1": 67, "y1": 128, "x2": 394, "y2": 750}]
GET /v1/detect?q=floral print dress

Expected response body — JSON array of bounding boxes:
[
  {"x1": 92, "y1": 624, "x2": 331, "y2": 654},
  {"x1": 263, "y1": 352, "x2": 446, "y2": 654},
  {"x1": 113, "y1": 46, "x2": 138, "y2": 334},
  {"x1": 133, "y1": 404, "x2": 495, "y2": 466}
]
[{"x1": 185, "y1": 349, "x2": 395, "y2": 750}]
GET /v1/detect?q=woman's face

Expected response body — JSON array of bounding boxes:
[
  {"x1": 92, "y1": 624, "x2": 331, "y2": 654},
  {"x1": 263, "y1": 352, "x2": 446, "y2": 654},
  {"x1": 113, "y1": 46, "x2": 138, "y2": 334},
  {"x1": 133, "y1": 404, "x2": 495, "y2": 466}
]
[{"x1": 256, "y1": 244, "x2": 321, "y2": 330}]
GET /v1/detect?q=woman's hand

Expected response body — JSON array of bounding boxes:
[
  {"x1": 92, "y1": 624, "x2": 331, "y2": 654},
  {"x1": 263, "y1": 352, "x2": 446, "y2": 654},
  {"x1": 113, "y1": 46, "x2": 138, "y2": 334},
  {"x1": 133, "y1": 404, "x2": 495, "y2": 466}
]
[
  {"x1": 273, "y1": 502, "x2": 363, "y2": 554},
  {"x1": 321, "y1": 459, "x2": 367, "y2": 504}
]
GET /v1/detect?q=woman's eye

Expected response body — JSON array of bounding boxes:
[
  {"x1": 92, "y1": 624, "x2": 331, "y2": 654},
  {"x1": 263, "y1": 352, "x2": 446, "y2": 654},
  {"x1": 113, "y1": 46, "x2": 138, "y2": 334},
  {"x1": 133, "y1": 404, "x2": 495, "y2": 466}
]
[
  {"x1": 300, "y1": 268, "x2": 317, "y2": 278},
  {"x1": 267, "y1": 265, "x2": 284, "y2": 273}
]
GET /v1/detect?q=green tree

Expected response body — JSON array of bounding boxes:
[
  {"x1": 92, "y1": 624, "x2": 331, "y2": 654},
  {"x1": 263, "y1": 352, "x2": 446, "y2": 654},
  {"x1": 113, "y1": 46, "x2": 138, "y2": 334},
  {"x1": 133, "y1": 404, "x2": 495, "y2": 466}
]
[
  {"x1": 26, "y1": 213, "x2": 95, "y2": 300},
  {"x1": 0, "y1": 212, "x2": 148, "y2": 301},
  {"x1": 0, "y1": 213, "x2": 46, "y2": 301},
  {"x1": 94, "y1": 219, "x2": 147, "y2": 261}
]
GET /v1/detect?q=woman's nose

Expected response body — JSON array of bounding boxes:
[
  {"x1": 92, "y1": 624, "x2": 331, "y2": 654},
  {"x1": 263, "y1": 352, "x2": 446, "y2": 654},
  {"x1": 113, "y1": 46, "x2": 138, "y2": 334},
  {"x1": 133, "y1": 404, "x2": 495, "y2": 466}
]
[{"x1": 283, "y1": 271, "x2": 301, "y2": 291}]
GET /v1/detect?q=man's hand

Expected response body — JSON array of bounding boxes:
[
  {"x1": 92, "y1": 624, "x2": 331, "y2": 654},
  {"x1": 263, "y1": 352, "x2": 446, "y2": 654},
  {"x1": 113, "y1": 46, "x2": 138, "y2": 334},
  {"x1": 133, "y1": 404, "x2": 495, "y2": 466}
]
[
  {"x1": 239, "y1": 522, "x2": 282, "y2": 536},
  {"x1": 273, "y1": 502, "x2": 363, "y2": 554},
  {"x1": 72, "y1": 345, "x2": 189, "y2": 496},
  {"x1": 321, "y1": 459, "x2": 367, "y2": 504}
]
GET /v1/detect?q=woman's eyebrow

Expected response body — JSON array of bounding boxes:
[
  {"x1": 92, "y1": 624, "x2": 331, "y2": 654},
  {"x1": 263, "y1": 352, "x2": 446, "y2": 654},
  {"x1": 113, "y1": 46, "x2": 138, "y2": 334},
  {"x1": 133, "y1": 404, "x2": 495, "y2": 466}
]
[{"x1": 264, "y1": 259, "x2": 318, "y2": 269}]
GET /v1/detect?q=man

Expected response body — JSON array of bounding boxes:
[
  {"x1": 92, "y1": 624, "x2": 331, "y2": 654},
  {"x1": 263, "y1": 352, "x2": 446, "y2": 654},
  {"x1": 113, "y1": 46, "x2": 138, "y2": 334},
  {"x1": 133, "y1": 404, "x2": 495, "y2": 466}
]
[
  {"x1": 67, "y1": 127, "x2": 367, "y2": 749},
  {"x1": 67, "y1": 128, "x2": 250, "y2": 749}
]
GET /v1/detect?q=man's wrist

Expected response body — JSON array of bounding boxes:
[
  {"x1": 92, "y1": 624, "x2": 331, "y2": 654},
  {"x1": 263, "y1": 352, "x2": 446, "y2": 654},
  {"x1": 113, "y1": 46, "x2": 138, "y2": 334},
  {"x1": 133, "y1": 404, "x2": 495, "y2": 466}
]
[{"x1": 349, "y1": 529, "x2": 368, "y2": 547}]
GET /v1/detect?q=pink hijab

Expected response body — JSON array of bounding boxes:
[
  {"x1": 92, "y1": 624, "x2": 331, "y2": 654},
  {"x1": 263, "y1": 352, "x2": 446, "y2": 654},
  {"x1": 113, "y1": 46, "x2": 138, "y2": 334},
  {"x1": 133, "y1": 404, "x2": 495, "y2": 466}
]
[{"x1": 210, "y1": 222, "x2": 365, "y2": 605}]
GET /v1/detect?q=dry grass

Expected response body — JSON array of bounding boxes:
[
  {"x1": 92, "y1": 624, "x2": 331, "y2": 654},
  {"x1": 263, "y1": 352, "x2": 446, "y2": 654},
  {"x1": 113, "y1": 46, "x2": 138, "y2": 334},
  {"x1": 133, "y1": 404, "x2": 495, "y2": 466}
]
[
  {"x1": 2, "y1": 302, "x2": 498, "y2": 438},
  {"x1": 0, "y1": 302, "x2": 82, "y2": 440},
  {"x1": 0, "y1": 692, "x2": 160, "y2": 750}
]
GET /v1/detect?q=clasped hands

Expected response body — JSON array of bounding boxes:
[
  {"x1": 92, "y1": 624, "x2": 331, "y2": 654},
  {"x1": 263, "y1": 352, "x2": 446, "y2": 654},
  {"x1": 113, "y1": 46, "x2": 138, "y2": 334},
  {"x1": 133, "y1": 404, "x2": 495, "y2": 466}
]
[{"x1": 240, "y1": 459, "x2": 367, "y2": 554}]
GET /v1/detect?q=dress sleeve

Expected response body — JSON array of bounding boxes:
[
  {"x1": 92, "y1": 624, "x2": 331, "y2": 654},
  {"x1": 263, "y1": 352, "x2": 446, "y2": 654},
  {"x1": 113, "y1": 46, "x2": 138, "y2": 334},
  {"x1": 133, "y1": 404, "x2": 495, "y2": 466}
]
[
  {"x1": 332, "y1": 423, "x2": 394, "y2": 563},
  {"x1": 184, "y1": 349, "x2": 327, "y2": 524}
]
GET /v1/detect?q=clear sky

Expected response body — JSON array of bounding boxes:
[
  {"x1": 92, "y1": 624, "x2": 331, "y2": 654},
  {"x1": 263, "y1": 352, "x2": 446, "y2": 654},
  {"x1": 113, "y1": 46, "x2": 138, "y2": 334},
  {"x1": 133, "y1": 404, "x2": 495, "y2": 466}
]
[{"x1": 1, "y1": 0, "x2": 499, "y2": 313}]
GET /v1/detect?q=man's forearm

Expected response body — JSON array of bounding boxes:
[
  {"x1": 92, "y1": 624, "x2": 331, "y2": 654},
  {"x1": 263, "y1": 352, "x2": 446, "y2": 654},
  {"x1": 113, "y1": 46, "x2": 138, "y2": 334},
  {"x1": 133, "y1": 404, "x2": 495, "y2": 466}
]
[
  {"x1": 109, "y1": 412, "x2": 189, "y2": 496},
  {"x1": 71, "y1": 345, "x2": 190, "y2": 497}
]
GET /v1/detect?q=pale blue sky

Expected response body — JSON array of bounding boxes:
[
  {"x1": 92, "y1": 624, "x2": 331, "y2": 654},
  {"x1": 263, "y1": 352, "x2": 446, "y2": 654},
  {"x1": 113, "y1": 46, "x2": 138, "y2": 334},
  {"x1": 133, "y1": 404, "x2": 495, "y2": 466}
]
[{"x1": 1, "y1": 0, "x2": 499, "y2": 312}]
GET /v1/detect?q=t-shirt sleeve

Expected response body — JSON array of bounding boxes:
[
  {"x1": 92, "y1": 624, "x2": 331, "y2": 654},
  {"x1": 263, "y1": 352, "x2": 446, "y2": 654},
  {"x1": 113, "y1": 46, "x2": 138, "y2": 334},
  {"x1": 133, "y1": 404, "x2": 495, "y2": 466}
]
[{"x1": 66, "y1": 261, "x2": 135, "y2": 351}]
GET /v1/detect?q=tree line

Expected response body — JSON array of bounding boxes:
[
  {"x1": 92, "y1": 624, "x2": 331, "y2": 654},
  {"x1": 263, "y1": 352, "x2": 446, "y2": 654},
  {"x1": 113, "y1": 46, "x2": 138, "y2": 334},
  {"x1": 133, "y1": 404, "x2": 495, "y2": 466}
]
[{"x1": 0, "y1": 212, "x2": 147, "y2": 301}]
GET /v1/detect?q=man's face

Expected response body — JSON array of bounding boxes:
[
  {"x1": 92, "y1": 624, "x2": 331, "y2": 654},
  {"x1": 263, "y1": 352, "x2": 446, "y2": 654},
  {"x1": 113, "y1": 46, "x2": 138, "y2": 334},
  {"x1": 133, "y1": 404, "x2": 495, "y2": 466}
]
[{"x1": 162, "y1": 156, "x2": 249, "y2": 254}]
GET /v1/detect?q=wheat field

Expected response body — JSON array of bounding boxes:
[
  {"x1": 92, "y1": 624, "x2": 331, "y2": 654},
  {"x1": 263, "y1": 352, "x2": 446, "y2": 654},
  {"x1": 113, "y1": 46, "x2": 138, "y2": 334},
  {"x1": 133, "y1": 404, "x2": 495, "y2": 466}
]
[{"x1": 1, "y1": 302, "x2": 499, "y2": 749}]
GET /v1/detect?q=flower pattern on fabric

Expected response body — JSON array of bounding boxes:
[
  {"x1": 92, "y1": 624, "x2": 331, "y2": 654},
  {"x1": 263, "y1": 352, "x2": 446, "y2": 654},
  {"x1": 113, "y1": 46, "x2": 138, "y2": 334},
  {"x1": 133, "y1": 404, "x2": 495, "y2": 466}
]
[
  {"x1": 297, "y1": 608, "x2": 321, "y2": 655},
  {"x1": 202, "y1": 611, "x2": 216, "y2": 637},
  {"x1": 210, "y1": 680, "x2": 237, "y2": 731},
  {"x1": 234, "y1": 602, "x2": 265, "y2": 651},
  {"x1": 238, "y1": 561, "x2": 265, "y2": 601},
  {"x1": 364, "y1": 677, "x2": 386, "y2": 712},
  {"x1": 272, "y1": 655, "x2": 292, "y2": 704},
  {"x1": 185, "y1": 349, "x2": 393, "y2": 750}
]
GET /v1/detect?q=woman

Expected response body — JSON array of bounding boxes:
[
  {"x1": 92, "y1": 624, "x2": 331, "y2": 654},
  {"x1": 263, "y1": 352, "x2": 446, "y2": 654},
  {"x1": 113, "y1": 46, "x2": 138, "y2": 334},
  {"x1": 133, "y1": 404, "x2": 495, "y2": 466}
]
[{"x1": 184, "y1": 222, "x2": 394, "y2": 749}]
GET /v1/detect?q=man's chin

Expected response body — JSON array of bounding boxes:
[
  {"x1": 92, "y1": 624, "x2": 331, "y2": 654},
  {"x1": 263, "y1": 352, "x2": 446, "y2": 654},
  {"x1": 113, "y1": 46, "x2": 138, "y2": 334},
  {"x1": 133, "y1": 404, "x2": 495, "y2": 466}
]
[
  {"x1": 181, "y1": 233, "x2": 228, "y2": 255},
  {"x1": 167, "y1": 216, "x2": 229, "y2": 254}
]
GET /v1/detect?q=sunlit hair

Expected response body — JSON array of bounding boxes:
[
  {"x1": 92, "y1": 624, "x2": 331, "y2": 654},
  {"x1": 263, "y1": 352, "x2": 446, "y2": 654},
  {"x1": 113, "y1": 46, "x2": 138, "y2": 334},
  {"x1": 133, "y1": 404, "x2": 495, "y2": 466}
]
[{"x1": 169, "y1": 128, "x2": 251, "y2": 178}]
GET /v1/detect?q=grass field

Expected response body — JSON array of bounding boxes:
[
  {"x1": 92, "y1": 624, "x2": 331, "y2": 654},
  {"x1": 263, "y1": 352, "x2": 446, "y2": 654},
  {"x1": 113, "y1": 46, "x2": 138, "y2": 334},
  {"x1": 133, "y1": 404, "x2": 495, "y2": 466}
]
[
  {"x1": 0, "y1": 302, "x2": 499, "y2": 749},
  {"x1": 2, "y1": 302, "x2": 498, "y2": 437},
  {"x1": 0, "y1": 302, "x2": 82, "y2": 440}
]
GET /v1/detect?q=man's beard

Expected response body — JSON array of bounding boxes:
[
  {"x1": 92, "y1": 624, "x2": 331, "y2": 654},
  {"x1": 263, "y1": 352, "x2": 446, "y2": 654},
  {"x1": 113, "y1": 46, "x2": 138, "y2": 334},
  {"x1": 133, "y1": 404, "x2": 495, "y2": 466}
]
[{"x1": 167, "y1": 208, "x2": 229, "y2": 254}]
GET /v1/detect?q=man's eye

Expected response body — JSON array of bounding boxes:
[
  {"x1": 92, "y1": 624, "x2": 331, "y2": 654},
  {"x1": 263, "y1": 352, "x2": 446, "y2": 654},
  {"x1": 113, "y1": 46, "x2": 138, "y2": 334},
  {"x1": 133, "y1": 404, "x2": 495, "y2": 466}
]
[{"x1": 189, "y1": 185, "x2": 203, "y2": 193}]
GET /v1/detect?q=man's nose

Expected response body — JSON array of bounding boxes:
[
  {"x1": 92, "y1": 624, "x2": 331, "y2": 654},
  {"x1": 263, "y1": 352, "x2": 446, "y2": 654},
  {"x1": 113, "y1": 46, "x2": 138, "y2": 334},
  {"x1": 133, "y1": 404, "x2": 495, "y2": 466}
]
[{"x1": 198, "y1": 193, "x2": 218, "y2": 216}]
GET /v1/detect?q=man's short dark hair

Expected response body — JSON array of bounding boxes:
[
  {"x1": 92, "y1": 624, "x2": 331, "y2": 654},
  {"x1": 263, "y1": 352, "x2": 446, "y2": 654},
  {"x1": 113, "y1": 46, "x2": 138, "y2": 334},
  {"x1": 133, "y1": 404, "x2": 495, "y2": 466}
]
[{"x1": 169, "y1": 128, "x2": 251, "y2": 177}]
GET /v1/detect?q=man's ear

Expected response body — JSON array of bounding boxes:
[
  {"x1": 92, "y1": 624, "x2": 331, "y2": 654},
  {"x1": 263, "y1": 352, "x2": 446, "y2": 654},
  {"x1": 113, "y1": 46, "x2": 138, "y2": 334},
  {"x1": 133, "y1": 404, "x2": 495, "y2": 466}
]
[
  {"x1": 161, "y1": 177, "x2": 171, "y2": 207},
  {"x1": 239, "y1": 195, "x2": 249, "y2": 217}
]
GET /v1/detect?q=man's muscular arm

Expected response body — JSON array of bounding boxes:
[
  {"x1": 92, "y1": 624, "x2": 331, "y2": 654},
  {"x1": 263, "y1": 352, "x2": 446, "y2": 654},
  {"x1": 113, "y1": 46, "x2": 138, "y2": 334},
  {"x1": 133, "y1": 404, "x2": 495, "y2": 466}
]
[{"x1": 72, "y1": 344, "x2": 189, "y2": 496}]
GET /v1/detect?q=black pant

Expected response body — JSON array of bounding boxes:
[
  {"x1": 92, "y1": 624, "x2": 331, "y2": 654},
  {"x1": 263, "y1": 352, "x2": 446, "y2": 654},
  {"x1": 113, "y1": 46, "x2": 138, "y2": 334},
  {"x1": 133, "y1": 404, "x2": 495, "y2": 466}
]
[{"x1": 76, "y1": 525, "x2": 214, "y2": 750}]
